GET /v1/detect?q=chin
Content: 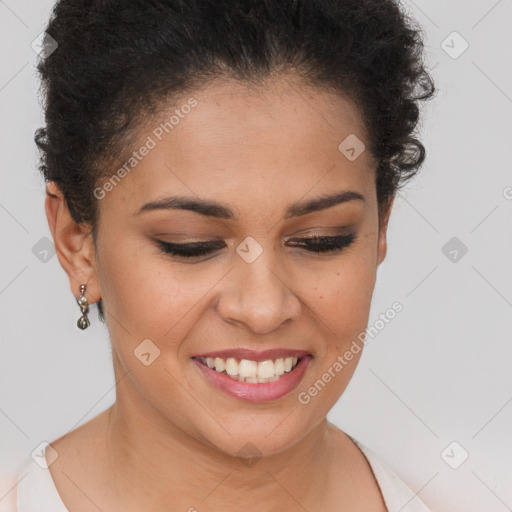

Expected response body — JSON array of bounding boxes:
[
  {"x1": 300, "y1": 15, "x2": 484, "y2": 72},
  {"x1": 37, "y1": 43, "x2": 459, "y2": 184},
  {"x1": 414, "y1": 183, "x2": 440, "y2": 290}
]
[{"x1": 191, "y1": 413, "x2": 315, "y2": 462}]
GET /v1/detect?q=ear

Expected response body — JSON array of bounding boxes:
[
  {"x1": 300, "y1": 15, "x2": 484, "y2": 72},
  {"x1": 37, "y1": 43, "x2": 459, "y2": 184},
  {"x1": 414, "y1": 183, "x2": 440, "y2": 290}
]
[
  {"x1": 376, "y1": 195, "x2": 395, "y2": 266},
  {"x1": 45, "y1": 181, "x2": 101, "y2": 304}
]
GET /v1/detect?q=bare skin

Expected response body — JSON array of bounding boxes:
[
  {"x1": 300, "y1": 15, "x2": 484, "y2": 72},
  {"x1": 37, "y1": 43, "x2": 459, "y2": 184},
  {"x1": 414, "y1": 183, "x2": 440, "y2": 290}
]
[
  {"x1": 43, "y1": 74, "x2": 392, "y2": 511},
  {"x1": 47, "y1": 410, "x2": 386, "y2": 512}
]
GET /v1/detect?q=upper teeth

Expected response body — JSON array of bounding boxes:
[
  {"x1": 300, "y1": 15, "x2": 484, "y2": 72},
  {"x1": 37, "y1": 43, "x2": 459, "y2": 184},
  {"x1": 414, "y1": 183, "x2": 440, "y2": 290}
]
[{"x1": 201, "y1": 356, "x2": 300, "y2": 382}]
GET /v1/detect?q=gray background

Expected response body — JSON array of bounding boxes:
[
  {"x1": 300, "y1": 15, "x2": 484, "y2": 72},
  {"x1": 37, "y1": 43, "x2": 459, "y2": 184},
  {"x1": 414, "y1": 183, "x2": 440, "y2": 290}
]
[{"x1": 1, "y1": 1, "x2": 511, "y2": 511}]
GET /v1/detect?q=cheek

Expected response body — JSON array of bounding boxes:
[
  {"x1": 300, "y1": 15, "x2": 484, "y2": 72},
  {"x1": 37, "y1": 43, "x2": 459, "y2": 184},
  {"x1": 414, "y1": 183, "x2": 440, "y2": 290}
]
[
  {"x1": 96, "y1": 238, "x2": 228, "y2": 369},
  {"x1": 95, "y1": 242, "x2": 212, "y2": 407},
  {"x1": 295, "y1": 259, "x2": 374, "y2": 410},
  {"x1": 96, "y1": 233, "x2": 190, "y2": 330},
  {"x1": 306, "y1": 256, "x2": 376, "y2": 340}
]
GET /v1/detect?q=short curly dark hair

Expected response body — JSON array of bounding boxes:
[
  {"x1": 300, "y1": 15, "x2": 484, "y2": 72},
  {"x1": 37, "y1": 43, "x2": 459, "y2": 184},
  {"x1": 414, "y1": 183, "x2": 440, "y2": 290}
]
[{"x1": 34, "y1": 0, "x2": 435, "y2": 323}]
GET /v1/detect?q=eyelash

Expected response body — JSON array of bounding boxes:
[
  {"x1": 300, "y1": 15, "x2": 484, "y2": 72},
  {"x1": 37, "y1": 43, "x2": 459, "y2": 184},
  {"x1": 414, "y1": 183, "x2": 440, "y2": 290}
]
[{"x1": 155, "y1": 234, "x2": 357, "y2": 259}]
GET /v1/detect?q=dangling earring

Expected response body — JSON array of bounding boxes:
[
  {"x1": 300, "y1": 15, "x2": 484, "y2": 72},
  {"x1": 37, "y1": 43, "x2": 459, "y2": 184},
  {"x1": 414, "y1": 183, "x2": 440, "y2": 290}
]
[{"x1": 76, "y1": 284, "x2": 90, "y2": 330}]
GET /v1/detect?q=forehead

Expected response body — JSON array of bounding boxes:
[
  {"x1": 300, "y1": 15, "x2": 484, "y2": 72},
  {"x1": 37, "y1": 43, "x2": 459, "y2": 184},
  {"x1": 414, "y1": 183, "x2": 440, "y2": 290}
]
[
  {"x1": 99, "y1": 76, "x2": 376, "y2": 217},
  {"x1": 175, "y1": 76, "x2": 368, "y2": 153}
]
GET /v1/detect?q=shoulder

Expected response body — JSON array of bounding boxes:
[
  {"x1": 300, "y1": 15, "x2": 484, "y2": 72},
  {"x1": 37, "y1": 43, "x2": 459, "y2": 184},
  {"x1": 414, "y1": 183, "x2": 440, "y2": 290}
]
[
  {"x1": 0, "y1": 467, "x2": 18, "y2": 512},
  {"x1": 11, "y1": 445, "x2": 69, "y2": 512},
  {"x1": 6, "y1": 411, "x2": 109, "y2": 512},
  {"x1": 13, "y1": 412, "x2": 112, "y2": 512},
  {"x1": 350, "y1": 437, "x2": 432, "y2": 512}
]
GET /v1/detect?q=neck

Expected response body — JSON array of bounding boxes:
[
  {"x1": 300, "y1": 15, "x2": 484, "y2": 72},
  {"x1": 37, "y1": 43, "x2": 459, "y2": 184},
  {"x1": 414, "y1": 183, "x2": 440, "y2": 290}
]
[{"x1": 104, "y1": 372, "x2": 338, "y2": 511}]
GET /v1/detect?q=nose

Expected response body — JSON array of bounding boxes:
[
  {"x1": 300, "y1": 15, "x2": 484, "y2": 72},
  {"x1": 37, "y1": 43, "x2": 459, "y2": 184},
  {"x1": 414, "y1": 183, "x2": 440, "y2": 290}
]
[{"x1": 216, "y1": 253, "x2": 302, "y2": 335}]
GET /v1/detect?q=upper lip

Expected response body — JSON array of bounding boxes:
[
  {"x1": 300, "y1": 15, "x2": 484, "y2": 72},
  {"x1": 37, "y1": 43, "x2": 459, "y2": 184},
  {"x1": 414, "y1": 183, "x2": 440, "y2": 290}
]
[{"x1": 191, "y1": 348, "x2": 311, "y2": 362}]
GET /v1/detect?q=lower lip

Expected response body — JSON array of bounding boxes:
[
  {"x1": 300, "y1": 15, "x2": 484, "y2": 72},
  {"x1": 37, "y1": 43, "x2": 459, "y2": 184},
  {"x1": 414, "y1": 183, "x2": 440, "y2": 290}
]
[{"x1": 192, "y1": 356, "x2": 312, "y2": 402}]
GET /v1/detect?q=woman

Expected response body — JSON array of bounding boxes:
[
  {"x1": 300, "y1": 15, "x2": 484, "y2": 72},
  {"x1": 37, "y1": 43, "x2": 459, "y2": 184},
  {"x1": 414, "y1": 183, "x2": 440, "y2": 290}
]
[{"x1": 14, "y1": 0, "x2": 435, "y2": 510}]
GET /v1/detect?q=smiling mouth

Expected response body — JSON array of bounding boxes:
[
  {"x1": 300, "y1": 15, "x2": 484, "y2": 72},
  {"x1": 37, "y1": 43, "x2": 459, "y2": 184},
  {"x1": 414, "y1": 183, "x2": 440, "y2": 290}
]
[{"x1": 194, "y1": 355, "x2": 303, "y2": 383}]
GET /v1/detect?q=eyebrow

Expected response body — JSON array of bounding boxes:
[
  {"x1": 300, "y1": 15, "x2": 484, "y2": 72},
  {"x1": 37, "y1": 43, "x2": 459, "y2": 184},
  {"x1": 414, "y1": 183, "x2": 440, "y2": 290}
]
[{"x1": 135, "y1": 190, "x2": 365, "y2": 220}]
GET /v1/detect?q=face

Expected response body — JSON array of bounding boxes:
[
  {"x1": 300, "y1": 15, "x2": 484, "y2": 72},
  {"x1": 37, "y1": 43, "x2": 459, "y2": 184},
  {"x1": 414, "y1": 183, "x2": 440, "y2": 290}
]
[{"x1": 50, "y1": 76, "x2": 392, "y2": 458}]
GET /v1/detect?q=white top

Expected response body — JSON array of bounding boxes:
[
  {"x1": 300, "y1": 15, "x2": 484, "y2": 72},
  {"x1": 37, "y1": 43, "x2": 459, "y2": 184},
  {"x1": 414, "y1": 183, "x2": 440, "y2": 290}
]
[{"x1": 13, "y1": 439, "x2": 431, "y2": 511}]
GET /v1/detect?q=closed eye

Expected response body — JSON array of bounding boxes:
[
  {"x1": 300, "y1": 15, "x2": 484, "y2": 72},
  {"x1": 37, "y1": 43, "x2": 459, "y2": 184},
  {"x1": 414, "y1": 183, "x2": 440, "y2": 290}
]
[
  {"x1": 286, "y1": 233, "x2": 357, "y2": 253},
  {"x1": 154, "y1": 233, "x2": 357, "y2": 260}
]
